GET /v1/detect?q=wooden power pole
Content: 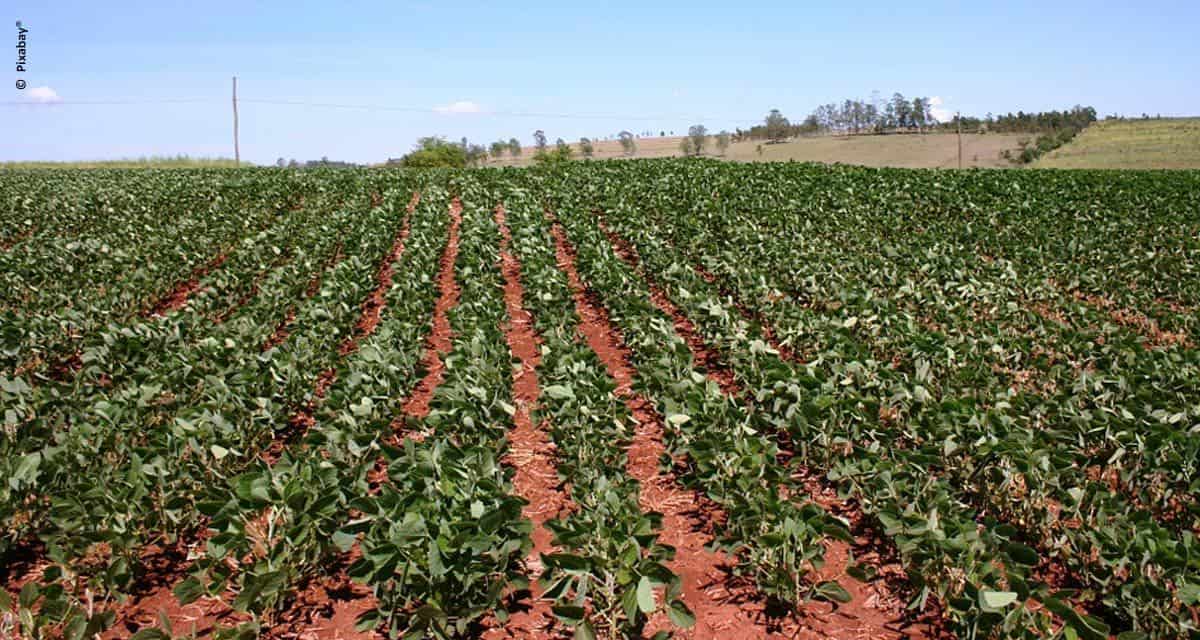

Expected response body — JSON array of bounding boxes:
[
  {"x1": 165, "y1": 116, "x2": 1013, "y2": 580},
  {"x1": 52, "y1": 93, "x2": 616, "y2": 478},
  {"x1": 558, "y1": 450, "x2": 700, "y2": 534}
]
[
  {"x1": 956, "y1": 111, "x2": 962, "y2": 169},
  {"x1": 232, "y1": 76, "x2": 240, "y2": 166}
]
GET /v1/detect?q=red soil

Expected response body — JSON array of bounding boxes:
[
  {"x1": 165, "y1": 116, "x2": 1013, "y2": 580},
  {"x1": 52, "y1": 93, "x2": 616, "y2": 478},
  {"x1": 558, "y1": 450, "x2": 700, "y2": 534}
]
[
  {"x1": 91, "y1": 195, "x2": 423, "y2": 639},
  {"x1": 394, "y1": 197, "x2": 463, "y2": 438},
  {"x1": 599, "y1": 222, "x2": 932, "y2": 640},
  {"x1": 550, "y1": 218, "x2": 773, "y2": 639},
  {"x1": 99, "y1": 538, "x2": 251, "y2": 639},
  {"x1": 274, "y1": 192, "x2": 460, "y2": 633},
  {"x1": 0, "y1": 227, "x2": 35, "y2": 251},
  {"x1": 691, "y1": 262, "x2": 801, "y2": 363},
  {"x1": 262, "y1": 550, "x2": 376, "y2": 640},
  {"x1": 214, "y1": 253, "x2": 293, "y2": 325},
  {"x1": 262, "y1": 242, "x2": 346, "y2": 352},
  {"x1": 599, "y1": 223, "x2": 740, "y2": 396},
  {"x1": 791, "y1": 470, "x2": 945, "y2": 640},
  {"x1": 482, "y1": 204, "x2": 572, "y2": 639},
  {"x1": 262, "y1": 193, "x2": 417, "y2": 465},
  {"x1": 147, "y1": 252, "x2": 231, "y2": 317},
  {"x1": 1074, "y1": 290, "x2": 1191, "y2": 348}
]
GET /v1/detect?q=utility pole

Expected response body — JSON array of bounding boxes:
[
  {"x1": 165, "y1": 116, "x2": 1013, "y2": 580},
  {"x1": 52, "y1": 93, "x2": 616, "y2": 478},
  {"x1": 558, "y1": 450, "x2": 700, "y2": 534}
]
[
  {"x1": 232, "y1": 76, "x2": 240, "y2": 166},
  {"x1": 956, "y1": 111, "x2": 962, "y2": 169}
]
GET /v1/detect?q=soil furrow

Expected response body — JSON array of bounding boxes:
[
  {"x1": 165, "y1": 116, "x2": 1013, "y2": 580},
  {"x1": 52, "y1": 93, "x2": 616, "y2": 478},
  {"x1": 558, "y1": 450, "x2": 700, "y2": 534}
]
[
  {"x1": 599, "y1": 223, "x2": 740, "y2": 396},
  {"x1": 146, "y1": 251, "x2": 231, "y2": 317},
  {"x1": 393, "y1": 197, "x2": 463, "y2": 440},
  {"x1": 263, "y1": 194, "x2": 456, "y2": 640},
  {"x1": 550, "y1": 219, "x2": 773, "y2": 639},
  {"x1": 101, "y1": 194, "x2": 421, "y2": 638},
  {"x1": 482, "y1": 204, "x2": 571, "y2": 639},
  {"x1": 599, "y1": 222, "x2": 931, "y2": 640},
  {"x1": 213, "y1": 253, "x2": 294, "y2": 325},
  {"x1": 691, "y1": 261, "x2": 800, "y2": 363},
  {"x1": 261, "y1": 241, "x2": 345, "y2": 353},
  {"x1": 262, "y1": 194, "x2": 417, "y2": 465},
  {"x1": 0, "y1": 227, "x2": 35, "y2": 252}
]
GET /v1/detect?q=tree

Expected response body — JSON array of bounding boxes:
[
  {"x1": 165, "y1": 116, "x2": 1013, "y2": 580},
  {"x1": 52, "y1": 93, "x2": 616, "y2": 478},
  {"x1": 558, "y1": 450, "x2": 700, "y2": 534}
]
[
  {"x1": 715, "y1": 130, "x2": 731, "y2": 156},
  {"x1": 891, "y1": 93, "x2": 911, "y2": 129},
  {"x1": 490, "y1": 140, "x2": 507, "y2": 158},
  {"x1": 579, "y1": 137, "x2": 594, "y2": 158},
  {"x1": 532, "y1": 144, "x2": 573, "y2": 165},
  {"x1": 466, "y1": 144, "x2": 488, "y2": 166},
  {"x1": 911, "y1": 97, "x2": 927, "y2": 131},
  {"x1": 508, "y1": 138, "x2": 522, "y2": 157},
  {"x1": 685, "y1": 124, "x2": 708, "y2": 156},
  {"x1": 275, "y1": 157, "x2": 286, "y2": 168},
  {"x1": 287, "y1": 158, "x2": 299, "y2": 168},
  {"x1": 399, "y1": 136, "x2": 467, "y2": 168},
  {"x1": 533, "y1": 130, "x2": 548, "y2": 154},
  {"x1": 555, "y1": 138, "x2": 570, "y2": 154},
  {"x1": 799, "y1": 114, "x2": 821, "y2": 135},
  {"x1": 618, "y1": 131, "x2": 637, "y2": 156},
  {"x1": 764, "y1": 109, "x2": 790, "y2": 143}
]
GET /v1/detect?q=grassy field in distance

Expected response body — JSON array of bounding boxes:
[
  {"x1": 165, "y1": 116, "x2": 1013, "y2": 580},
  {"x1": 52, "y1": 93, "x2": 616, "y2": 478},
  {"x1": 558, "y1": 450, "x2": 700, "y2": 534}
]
[
  {"x1": 488, "y1": 132, "x2": 1028, "y2": 169},
  {"x1": 0, "y1": 156, "x2": 242, "y2": 169},
  {"x1": 1035, "y1": 118, "x2": 1200, "y2": 169}
]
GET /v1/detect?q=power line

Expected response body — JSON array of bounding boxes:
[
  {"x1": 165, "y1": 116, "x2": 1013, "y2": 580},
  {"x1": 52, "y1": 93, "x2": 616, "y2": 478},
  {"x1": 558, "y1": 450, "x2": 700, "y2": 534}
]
[
  {"x1": 243, "y1": 98, "x2": 746, "y2": 123},
  {"x1": 2, "y1": 95, "x2": 758, "y2": 125}
]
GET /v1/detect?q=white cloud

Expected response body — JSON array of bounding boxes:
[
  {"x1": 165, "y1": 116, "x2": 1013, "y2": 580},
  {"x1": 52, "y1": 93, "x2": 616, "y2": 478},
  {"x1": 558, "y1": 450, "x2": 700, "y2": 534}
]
[
  {"x1": 27, "y1": 86, "x2": 61, "y2": 103},
  {"x1": 928, "y1": 96, "x2": 952, "y2": 123},
  {"x1": 434, "y1": 100, "x2": 482, "y2": 114}
]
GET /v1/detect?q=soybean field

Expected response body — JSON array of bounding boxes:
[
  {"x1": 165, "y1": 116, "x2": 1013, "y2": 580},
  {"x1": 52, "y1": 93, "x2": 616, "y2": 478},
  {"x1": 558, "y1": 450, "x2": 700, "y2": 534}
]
[{"x1": 2, "y1": 161, "x2": 1199, "y2": 640}]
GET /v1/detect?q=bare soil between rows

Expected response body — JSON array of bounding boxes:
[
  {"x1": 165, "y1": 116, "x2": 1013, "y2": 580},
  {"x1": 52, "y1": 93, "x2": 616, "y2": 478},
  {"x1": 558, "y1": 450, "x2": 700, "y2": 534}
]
[
  {"x1": 600, "y1": 220, "x2": 937, "y2": 640},
  {"x1": 550, "y1": 217, "x2": 779, "y2": 638},
  {"x1": 480, "y1": 204, "x2": 572, "y2": 640}
]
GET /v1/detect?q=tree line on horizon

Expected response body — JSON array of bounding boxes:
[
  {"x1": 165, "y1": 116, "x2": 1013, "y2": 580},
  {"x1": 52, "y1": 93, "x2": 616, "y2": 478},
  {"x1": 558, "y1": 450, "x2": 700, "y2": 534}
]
[{"x1": 381, "y1": 95, "x2": 1100, "y2": 168}]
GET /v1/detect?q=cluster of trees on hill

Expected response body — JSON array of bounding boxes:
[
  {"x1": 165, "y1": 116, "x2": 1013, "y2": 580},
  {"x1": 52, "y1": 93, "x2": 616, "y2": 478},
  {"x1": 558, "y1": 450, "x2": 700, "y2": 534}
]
[
  {"x1": 737, "y1": 93, "x2": 939, "y2": 141},
  {"x1": 387, "y1": 137, "x2": 473, "y2": 168},
  {"x1": 677, "y1": 125, "x2": 732, "y2": 156},
  {"x1": 275, "y1": 157, "x2": 361, "y2": 168},
  {"x1": 933, "y1": 105, "x2": 1097, "y2": 134},
  {"x1": 737, "y1": 97, "x2": 1099, "y2": 145},
  {"x1": 388, "y1": 99, "x2": 1099, "y2": 168}
]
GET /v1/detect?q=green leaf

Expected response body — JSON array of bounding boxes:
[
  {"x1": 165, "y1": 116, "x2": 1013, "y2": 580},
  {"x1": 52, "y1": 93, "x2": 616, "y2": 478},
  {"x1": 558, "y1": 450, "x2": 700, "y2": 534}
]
[
  {"x1": 553, "y1": 604, "x2": 585, "y2": 626},
  {"x1": 636, "y1": 575, "x2": 657, "y2": 614},
  {"x1": 814, "y1": 581, "x2": 852, "y2": 603},
  {"x1": 332, "y1": 529, "x2": 357, "y2": 553},
  {"x1": 545, "y1": 553, "x2": 589, "y2": 572},
  {"x1": 18, "y1": 582, "x2": 39, "y2": 608},
  {"x1": 544, "y1": 385, "x2": 575, "y2": 400},
  {"x1": 130, "y1": 630, "x2": 171, "y2": 640},
  {"x1": 574, "y1": 621, "x2": 597, "y2": 640},
  {"x1": 846, "y1": 562, "x2": 878, "y2": 582},
  {"x1": 173, "y1": 576, "x2": 204, "y2": 605},
  {"x1": 1004, "y1": 542, "x2": 1039, "y2": 566},
  {"x1": 666, "y1": 413, "x2": 691, "y2": 426},
  {"x1": 666, "y1": 599, "x2": 696, "y2": 628},
  {"x1": 979, "y1": 590, "x2": 1018, "y2": 610}
]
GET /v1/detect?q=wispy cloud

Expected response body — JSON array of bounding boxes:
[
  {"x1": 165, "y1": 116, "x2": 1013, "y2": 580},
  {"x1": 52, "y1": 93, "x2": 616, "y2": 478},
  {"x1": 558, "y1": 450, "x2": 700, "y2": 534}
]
[
  {"x1": 434, "y1": 100, "x2": 483, "y2": 114},
  {"x1": 928, "y1": 96, "x2": 952, "y2": 123},
  {"x1": 27, "y1": 86, "x2": 61, "y2": 103}
]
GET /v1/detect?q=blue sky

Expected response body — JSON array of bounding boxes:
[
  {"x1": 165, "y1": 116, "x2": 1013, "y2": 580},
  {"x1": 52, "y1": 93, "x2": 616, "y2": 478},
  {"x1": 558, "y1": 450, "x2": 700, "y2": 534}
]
[{"x1": 5, "y1": 1, "x2": 1198, "y2": 164}]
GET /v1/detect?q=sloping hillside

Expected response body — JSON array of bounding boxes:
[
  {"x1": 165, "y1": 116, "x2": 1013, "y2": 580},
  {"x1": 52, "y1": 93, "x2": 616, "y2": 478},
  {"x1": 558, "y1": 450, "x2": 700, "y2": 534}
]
[
  {"x1": 488, "y1": 132, "x2": 1027, "y2": 169},
  {"x1": 1036, "y1": 118, "x2": 1200, "y2": 169}
]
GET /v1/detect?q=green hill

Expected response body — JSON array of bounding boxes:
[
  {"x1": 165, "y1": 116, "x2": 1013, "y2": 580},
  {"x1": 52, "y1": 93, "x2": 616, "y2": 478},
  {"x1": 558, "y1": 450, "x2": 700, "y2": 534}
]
[{"x1": 1036, "y1": 118, "x2": 1200, "y2": 169}]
